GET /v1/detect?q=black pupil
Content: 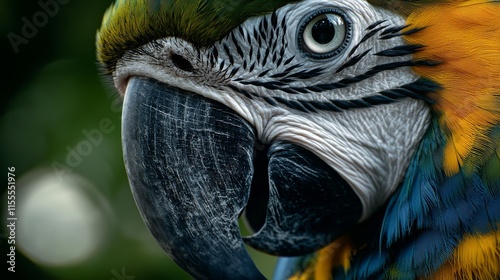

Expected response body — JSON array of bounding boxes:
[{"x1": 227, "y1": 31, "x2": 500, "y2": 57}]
[{"x1": 311, "y1": 18, "x2": 335, "y2": 44}]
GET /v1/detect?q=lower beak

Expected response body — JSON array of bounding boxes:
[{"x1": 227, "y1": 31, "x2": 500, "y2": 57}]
[{"x1": 121, "y1": 77, "x2": 362, "y2": 279}]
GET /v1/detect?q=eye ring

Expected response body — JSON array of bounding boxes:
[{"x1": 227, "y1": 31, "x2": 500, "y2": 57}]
[{"x1": 298, "y1": 9, "x2": 352, "y2": 59}]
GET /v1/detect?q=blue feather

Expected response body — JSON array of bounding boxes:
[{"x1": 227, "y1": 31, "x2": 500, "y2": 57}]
[
  {"x1": 273, "y1": 257, "x2": 302, "y2": 280},
  {"x1": 341, "y1": 118, "x2": 500, "y2": 279}
]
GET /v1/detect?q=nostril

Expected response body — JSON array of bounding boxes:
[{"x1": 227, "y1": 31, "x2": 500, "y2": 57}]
[{"x1": 171, "y1": 53, "x2": 194, "y2": 72}]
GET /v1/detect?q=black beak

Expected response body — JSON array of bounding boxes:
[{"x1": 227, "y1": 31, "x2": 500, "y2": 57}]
[{"x1": 122, "y1": 77, "x2": 362, "y2": 279}]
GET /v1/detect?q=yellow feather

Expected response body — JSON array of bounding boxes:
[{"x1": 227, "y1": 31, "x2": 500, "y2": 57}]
[
  {"x1": 404, "y1": 0, "x2": 500, "y2": 176},
  {"x1": 315, "y1": 235, "x2": 353, "y2": 279},
  {"x1": 425, "y1": 230, "x2": 500, "y2": 280},
  {"x1": 289, "y1": 235, "x2": 354, "y2": 280}
]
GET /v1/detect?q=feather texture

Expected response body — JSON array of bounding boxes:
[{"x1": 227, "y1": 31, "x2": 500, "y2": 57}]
[
  {"x1": 96, "y1": 0, "x2": 298, "y2": 74},
  {"x1": 405, "y1": 0, "x2": 500, "y2": 177},
  {"x1": 283, "y1": 0, "x2": 500, "y2": 279}
]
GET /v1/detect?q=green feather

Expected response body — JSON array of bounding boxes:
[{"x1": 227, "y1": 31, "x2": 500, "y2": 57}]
[{"x1": 96, "y1": 0, "x2": 298, "y2": 74}]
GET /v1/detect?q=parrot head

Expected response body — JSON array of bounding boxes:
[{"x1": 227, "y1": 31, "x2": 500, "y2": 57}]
[{"x1": 97, "y1": 0, "x2": 500, "y2": 279}]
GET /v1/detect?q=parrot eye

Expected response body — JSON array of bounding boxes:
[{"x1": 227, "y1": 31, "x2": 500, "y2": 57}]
[{"x1": 299, "y1": 9, "x2": 351, "y2": 59}]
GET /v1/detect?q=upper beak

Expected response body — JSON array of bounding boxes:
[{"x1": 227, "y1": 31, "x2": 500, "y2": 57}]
[{"x1": 121, "y1": 77, "x2": 362, "y2": 279}]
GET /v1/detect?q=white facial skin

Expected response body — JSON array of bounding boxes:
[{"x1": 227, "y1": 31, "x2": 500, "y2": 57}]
[{"x1": 114, "y1": 0, "x2": 431, "y2": 220}]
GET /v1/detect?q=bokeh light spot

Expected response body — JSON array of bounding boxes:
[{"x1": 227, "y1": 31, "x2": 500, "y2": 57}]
[{"x1": 15, "y1": 170, "x2": 112, "y2": 267}]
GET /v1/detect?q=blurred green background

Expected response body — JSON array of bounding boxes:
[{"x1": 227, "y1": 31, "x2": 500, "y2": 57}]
[{"x1": 1, "y1": 1, "x2": 275, "y2": 279}]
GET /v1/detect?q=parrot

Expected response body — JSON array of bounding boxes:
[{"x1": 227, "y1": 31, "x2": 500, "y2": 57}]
[{"x1": 96, "y1": 0, "x2": 500, "y2": 279}]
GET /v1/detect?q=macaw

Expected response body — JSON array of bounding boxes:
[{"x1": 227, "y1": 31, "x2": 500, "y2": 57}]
[{"x1": 96, "y1": 0, "x2": 500, "y2": 279}]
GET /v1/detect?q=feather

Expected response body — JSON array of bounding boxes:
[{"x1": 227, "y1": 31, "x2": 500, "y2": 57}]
[
  {"x1": 96, "y1": 0, "x2": 298, "y2": 75},
  {"x1": 405, "y1": 0, "x2": 500, "y2": 177},
  {"x1": 292, "y1": 1, "x2": 500, "y2": 278}
]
